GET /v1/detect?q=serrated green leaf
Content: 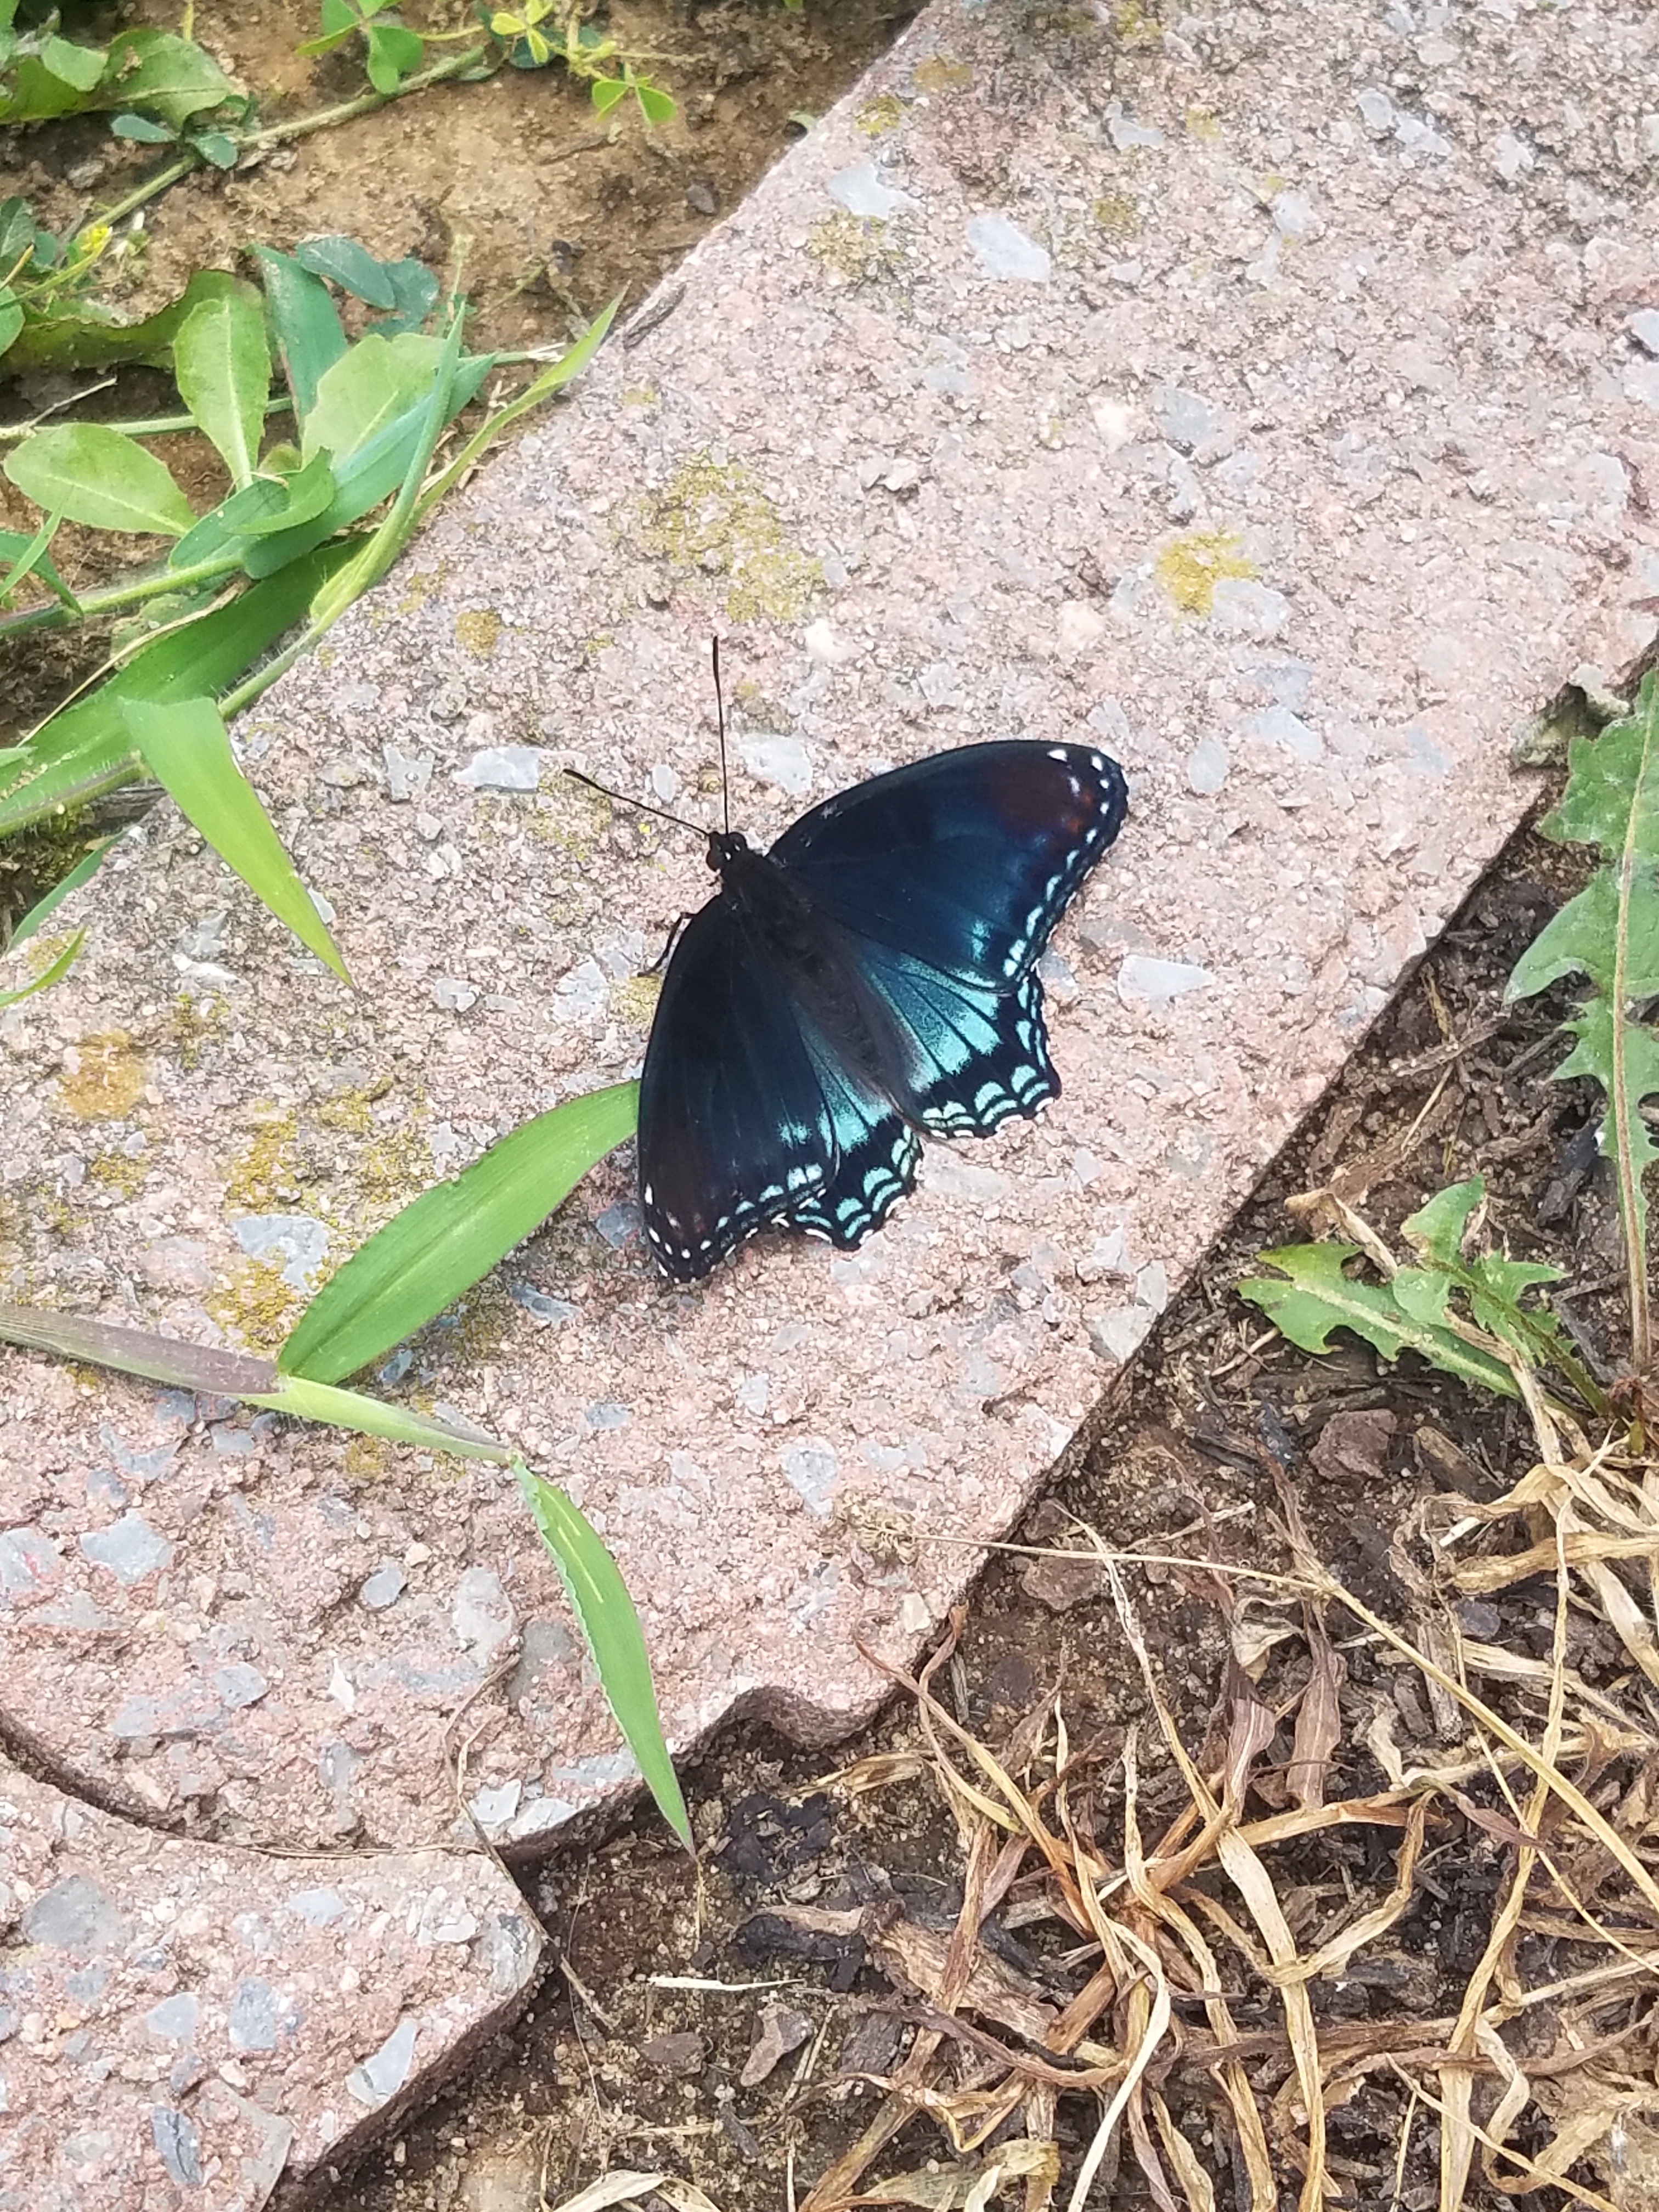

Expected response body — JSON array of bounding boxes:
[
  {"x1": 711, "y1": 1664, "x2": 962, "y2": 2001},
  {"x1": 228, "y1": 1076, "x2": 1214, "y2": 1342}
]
[
  {"x1": 1401, "y1": 1176, "x2": 1482, "y2": 1268},
  {"x1": 120, "y1": 695, "x2": 351, "y2": 980},
  {"x1": 1390, "y1": 1264, "x2": 1453, "y2": 1330},
  {"x1": 172, "y1": 279, "x2": 270, "y2": 487},
  {"x1": 1543, "y1": 672, "x2": 1659, "y2": 863},
  {"x1": 1507, "y1": 867, "x2": 1659, "y2": 1002},
  {"x1": 3, "y1": 422, "x2": 194, "y2": 535},
  {"x1": 1238, "y1": 1241, "x2": 1518, "y2": 1400},
  {"x1": 1555, "y1": 994, "x2": 1659, "y2": 1261},
  {"x1": 516, "y1": 1461, "x2": 691, "y2": 1852},
  {"x1": 279, "y1": 1081, "x2": 639, "y2": 1383}
]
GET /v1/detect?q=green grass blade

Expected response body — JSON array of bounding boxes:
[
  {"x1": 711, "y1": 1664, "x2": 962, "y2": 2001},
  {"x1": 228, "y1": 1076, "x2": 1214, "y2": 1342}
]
[
  {"x1": 279, "y1": 1080, "x2": 639, "y2": 1383},
  {"x1": 0, "y1": 924, "x2": 87, "y2": 1006},
  {"x1": 516, "y1": 1460, "x2": 691, "y2": 1852},
  {"x1": 172, "y1": 279, "x2": 272, "y2": 489},
  {"x1": 0, "y1": 540, "x2": 357, "y2": 834},
  {"x1": 120, "y1": 694, "x2": 351, "y2": 980},
  {"x1": 7, "y1": 831, "x2": 121, "y2": 947},
  {"x1": 247, "y1": 1374, "x2": 514, "y2": 1462}
]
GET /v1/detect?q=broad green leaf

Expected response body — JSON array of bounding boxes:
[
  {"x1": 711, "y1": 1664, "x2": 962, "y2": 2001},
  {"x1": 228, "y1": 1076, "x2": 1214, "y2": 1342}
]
[
  {"x1": 1389, "y1": 1265, "x2": 1453, "y2": 1331},
  {"x1": 0, "y1": 264, "x2": 241, "y2": 376},
  {"x1": 245, "y1": 335, "x2": 489, "y2": 573},
  {"x1": 251, "y1": 246, "x2": 347, "y2": 422},
  {"x1": 173, "y1": 279, "x2": 271, "y2": 487},
  {"x1": 190, "y1": 130, "x2": 239, "y2": 170},
  {"x1": 0, "y1": 53, "x2": 99, "y2": 122},
  {"x1": 7, "y1": 833, "x2": 120, "y2": 949},
  {"x1": 97, "y1": 29, "x2": 235, "y2": 128},
  {"x1": 636, "y1": 81, "x2": 675, "y2": 125},
  {"x1": 121, "y1": 695, "x2": 350, "y2": 980},
  {"x1": 0, "y1": 281, "x2": 20, "y2": 354},
  {"x1": 370, "y1": 255, "x2": 439, "y2": 336},
  {"x1": 297, "y1": 232, "x2": 397, "y2": 310},
  {"x1": 0, "y1": 540, "x2": 359, "y2": 834},
  {"x1": 171, "y1": 452, "x2": 338, "y2": 569},
  {"x1": 109, "y1": 110, "x2": 174, "y2": 142},
  {"x1": 516, "y1": 1461, "x2": 691, "y2": 1852},
  {"x1": 4, "y1": 421, "x2": 194, "y2": 535},
  {"x1": 40, "y1": 33, "x2": 106, "y2": 90},
  {"x1": 591, "y1": 76, "x2": 627, "y2": 114},
  {"x1": 279, "y1": 1080, "x2": 639, "y2": 1382},
  {"x1": 365, "y1": 22, "x2": 424, "y2": 94},
  {"x1": 1238, "y1": 1241, "x2": 1518, "y2": 1400},
  {"x1": 0, "y1": 196, "x2": 33, "y2": 262},
  {"x1": 1542, "y1": 673, "x2": 1659, "y2": 862},
  {"x1": 0, "y1": 925, "x2": 86, "y2": 1007},
  {"x1": 301, "y1": 329, "x2": 459, "y2": 466}
]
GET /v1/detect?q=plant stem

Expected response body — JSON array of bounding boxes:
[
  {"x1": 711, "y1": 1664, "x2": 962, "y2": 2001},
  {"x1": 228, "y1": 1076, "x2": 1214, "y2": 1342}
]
[
  {"x1": 1613, "y1": 720, "x2": 1654, "y2": 1375},
  {"x1": 0, "y1": 551, "x2": 242, "y2": 644},
  {"x1": 69, "y1": 47, "x2": 496, "y2": 249},
  {"x1": 0, "y1": 396, "x2": 294, "y2": 445}
]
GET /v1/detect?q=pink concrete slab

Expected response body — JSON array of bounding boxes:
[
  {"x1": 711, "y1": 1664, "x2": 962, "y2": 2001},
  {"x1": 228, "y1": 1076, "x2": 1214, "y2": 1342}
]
[
  {"x1": 2, "y1": 0, "x2": 1656, "y2": 1972},
  {"x1": 0, "y1": 1748, "x2": 541, "y2": 2209}
]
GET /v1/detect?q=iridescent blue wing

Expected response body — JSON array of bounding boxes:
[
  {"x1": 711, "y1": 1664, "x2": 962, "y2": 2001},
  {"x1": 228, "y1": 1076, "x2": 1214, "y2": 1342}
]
[
  {"x1": 769, "y1": 741, "x2": 1126, "y2": 988},
  {"x1": 637, "y1": 899, "x2": 919, "y2": 1279}
]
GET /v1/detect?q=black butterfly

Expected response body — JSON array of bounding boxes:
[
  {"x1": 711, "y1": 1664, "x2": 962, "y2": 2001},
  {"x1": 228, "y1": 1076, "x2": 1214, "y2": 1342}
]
[{"x1": 633, "y1": 737, "x2": 1127, "y2": 1281}]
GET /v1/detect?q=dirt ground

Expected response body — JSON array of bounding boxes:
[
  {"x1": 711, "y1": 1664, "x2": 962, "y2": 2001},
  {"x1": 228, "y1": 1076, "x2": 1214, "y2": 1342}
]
[{"x1": 8, "y1": 11, "x2": 1659, "y2": 2210}]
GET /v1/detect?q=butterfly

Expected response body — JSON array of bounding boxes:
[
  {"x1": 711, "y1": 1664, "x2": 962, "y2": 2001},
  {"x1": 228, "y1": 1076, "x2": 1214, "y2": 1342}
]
[{"x1": 635, "y1": 737, "x2": 1128, "y2": 1282}]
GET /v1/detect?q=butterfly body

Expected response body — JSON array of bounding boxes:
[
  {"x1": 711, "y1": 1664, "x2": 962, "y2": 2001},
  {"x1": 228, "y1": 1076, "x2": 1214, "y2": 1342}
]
[{"x1": 637, "y1": 741, "x2": 1127, "y2": 1282}]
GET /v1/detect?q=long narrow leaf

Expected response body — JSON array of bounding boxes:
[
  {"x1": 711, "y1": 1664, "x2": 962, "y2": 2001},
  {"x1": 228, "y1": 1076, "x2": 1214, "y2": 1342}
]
[
  {"x1": 517, "y1": 1460, "x2": 692, "y2": 1852},
  {"x1": 0, "y1": 926, "x2": 87, "y2": 1006},
  {"x1": 120, "y1": 694, "x2": 350, "y2": 980},
  {"x1": 251, "y1": 246, "x2": 347, "y2": 424},
  {"x1": 0, "y1": 539, "x2": 358, "y2": 835},
  {"x1": 7, "y1": 832, "x2": 120, "y2": 949},
  {"x1": 279, "y1": 1080, "x2": 639, "y2": 1383}
]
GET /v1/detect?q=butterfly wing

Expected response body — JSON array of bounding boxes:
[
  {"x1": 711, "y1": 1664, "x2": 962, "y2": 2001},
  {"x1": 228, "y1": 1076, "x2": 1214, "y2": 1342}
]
[
  {"x1": 769, "y1": 741, "x2": 1126, "y2": 989},
  {"x1": 769, "y1": 740, "x2": 1123, "y2": 1135},
  {"x1": 637, "y1": 894, "x2": 921, "y2": 1279}
]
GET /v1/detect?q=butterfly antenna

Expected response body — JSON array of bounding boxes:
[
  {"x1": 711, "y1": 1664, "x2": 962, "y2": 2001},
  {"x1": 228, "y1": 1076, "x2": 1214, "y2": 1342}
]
[
  {"x1": 563, "y1": 768, "x2": 704, "y2": 840},
  {"x1": 712, "y1": 634, "x2": 731, "y2": 837}
]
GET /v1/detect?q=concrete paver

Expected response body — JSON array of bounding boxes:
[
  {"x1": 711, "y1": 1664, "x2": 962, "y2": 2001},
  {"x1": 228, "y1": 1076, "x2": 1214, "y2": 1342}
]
[{"x1": 3, "y1": 0, "x2": 1657, "y2": 2191}]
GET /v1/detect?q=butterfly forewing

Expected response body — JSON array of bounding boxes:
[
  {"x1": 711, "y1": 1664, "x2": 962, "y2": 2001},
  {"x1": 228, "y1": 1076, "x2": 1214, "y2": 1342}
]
[{"x1": 769, "y1": 742, "x2": 1127, "y2": 988}]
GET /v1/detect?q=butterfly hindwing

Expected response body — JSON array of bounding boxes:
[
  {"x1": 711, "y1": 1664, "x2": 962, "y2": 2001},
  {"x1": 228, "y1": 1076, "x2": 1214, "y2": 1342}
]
[
  {"x1": 769, "y1": 741, "x2": 1127, "y2": 989},
  {"x1": 637, "y1": 901, "x2": 832, "y2": 1278}
]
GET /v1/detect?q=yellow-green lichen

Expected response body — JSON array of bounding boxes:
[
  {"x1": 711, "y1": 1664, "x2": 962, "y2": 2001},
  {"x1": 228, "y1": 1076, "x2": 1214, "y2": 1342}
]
[
  {"x1": 634, "y1": 455, "x2": 821, "y2": 624},
  {"x1": 422, "y1": 1280, "x2": 515, "y2": 1369},
  {"x1": 1093, "y1": 193, "x2": 1142, "y2": 240},
  {"x1": 343, "y1": 1434, "x2": 397, "y2": 1482},
  {"x1": 86, "y1": 1148, "x2": 149, "y2": 1200},
  {"x1": 612, "y1": 973, "x2": 662, "y2": 1030},
  {"x1": 454, "y1": 608, "x2": 502, "y2": 659},
  {"x1": 169, "y1": 992, "x2": 229, "y2": 1074},
  {"x1": 396, "y1": 569, "x2": 442, "y2": 618},
  {"x1": 224, "y1": 1108, "x2": 304, "y2": 1212},
  {"x1": 1184, "y1": 105, "x2": 1222, "y2": 141},
  {"x1": 1112, "y1": 0, "x2": 1163, "y2": 44},
  {"x1": 856, "y1": 92, "x2": 904, "y2": 136},
  {"x1": 912, "y1": 55, "x2": 971, "y2": 93},
  {"x1": 57, "y1": 1033, "x2": 148, "y2": 1121},
  {"x1": 1154, "y1": 529, "x2": 1255, "y2": 616},
  {"x1": 805, "y1": 211, "x2": 905, "y2": 289},
  {"x1": 621, "y1": 385, "x2": 659, "y2": 408},
  {"x1": 204, "y1": 1256, "x2": 300, "y2": 1353}
]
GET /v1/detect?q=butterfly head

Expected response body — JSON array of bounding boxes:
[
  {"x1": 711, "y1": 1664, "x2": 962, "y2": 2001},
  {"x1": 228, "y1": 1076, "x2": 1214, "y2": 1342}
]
[{"x1": 706, "y1": 829, "x2": 752, "y2": 876}]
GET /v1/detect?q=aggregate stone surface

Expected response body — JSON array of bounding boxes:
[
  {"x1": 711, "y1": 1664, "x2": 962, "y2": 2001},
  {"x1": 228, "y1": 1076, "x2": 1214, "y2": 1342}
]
[
  {"x1": 0, "y1": 1747, "x2": 540, "y2": 2209},
  {"x1": 3, "y1": 0, "x2": 1658, "y2": 2191}
]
